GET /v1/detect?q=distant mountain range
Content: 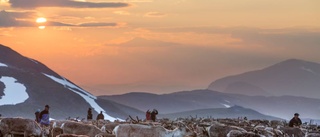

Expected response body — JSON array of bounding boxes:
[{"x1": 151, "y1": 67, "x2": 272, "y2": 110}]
[
  {"x1": 2, "y1": 43, "x2": 320, "y2": 122},
  {"x1": 208, "y1": 59, "x2": 320, "y2": 98},
  {"x1": 159, "y1": 105, "x2": 282, "y2": 120},
  {"x1": 0, "y1": 44, "x2": 144, "y2": 120},
  {"x1": 100, "y1": 89, "x2": 320, "y2": 120}
]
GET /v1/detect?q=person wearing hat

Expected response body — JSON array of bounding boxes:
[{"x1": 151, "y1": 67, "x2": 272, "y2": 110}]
[
  {"x1": 150, "y1": 109, "x2": 158, "y2": 122},
  {"x1": 96, "y1": 111, "x2": 104, "y2": 120},
  {"x1": 39, "y1": 105, "x2": 50, "y2": 127},
  {"x1": 289, "y1": 113, "x2": 302, "y2": 127},
  {"x1": 87, "y1": 108, "x2": 93, "y2": 120}
]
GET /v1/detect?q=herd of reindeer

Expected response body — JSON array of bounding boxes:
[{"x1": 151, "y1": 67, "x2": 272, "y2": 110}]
[{"x1": 0, "y1": 116, "x2": 320, "y2": 137}]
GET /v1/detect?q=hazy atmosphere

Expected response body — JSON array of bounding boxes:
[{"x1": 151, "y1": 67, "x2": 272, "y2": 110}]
[{"x1": 1, "y1": 0, "x2": 319, "y2": 95}]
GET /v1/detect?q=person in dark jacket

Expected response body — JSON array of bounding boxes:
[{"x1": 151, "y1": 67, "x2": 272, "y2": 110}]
[
  {"x1": 96, "y1": 111, "x2": 104, "y2": 120},
  {"x1": 87, "y1": 108, "x2": 93, "y2": 120},
  {"x1": 289, "y1": 113, "x2": 302, "y2": 127},
  {"x1": 35, "y1": 109, "x2": 41, "y2": 123},
  {"x1": 146, "y1": 110, "x2": 151, "y2": 121},
  {"x1": 39, "y1": 105, "x2": 50, "y2": 127},
  {"x1": 150, "y1": 109, "x2": 158, "y2": 122}
]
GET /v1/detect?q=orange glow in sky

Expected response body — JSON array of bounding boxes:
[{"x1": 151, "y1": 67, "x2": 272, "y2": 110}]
[
  {"x1": 38, "y1": 26, "x2": 45, "y2": 29},
  {"x1": 0, "y1": 0, "x2": 319, "y2": 95}
]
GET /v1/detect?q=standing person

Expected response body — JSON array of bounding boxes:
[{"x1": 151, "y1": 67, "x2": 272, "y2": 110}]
[
  {"x1": 289, "y1": 113, "x2": 302, "y2": 127},
  {"x1": 39, "y1": 105, "x2": 50, "y2": 127},
  {"x1": 244, "y1": 116, "x2": 248, "y2": 121},
  {"x1": 151, "y1": 109, "x2": 158, "y2": 122},
  {"x1": 87, "y1": 108, "x2": 93, "y2": 120},
  {"x1": 96, "y1": 111, "x2": 104, "y2": 120},
  {"x1": 35, "y1": 109, "x2": 41, "y2": 123},
  {"x1": 146, "y1": 110, "x2": 151, "y2": 121}
]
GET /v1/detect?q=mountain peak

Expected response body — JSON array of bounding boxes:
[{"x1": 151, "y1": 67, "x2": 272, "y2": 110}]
[
  {"x1": 1, "y1": 44, "x2": 143, "y2": 120},
  {"x1": 209, "y1": 59, "x2": 320, "y2": 98},
  {"x1": 268, "y1": 58, "x2": 318, "y2": 70}
]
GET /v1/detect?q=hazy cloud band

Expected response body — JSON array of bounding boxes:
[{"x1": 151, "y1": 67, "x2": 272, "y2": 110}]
[{"x1": 9, "y1": 0, "x2": 130, "y2": 8}]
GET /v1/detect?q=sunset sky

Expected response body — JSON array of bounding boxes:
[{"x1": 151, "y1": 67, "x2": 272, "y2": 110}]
[{"x1": 0, "y1": 0, "x2": 319, "y2": 95}]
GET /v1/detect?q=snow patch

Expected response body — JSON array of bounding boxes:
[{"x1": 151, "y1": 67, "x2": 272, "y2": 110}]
[
  {"x1": 224, "y1": 100, "x2": 231, "y2": 103},
  {"x1": 42, "y1": 73, "x2": 96, "y2": 99},
  {"x1": 300, "y1": 66, "x2": 319, "y2": 76},
  {"x1": 68, "y1": 88, "x2": 121, "y2": 121},
  {"x1": 220, "y1": 103, "x2": 231, "y2": 108},
  {"x1": 0, "y1": 62, "x2": 8, "y2": 67},
  {"x1": 0, "y1": 77, "x2": 29, "y2": 105},
  {"x1": 29, "y1": 58, "x2": 39, "y2": 64},
  {"x1": 43, "y1": 73, "x2": 122, "y2": 121}
]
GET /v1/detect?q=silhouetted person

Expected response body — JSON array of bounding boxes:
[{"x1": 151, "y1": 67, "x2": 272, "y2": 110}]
[
  {"x1": 244, "y1": 116, "x2": 248, "y2": 121},
  {"x1": 96, "y1": 111, "x2": 104, "y2": 120},
  {"x1": 35, "y1": 109, "x2": 40, "y2": 123},
  {"x1": 289, "y1": 113, "x2": 302, "y2": 127},
  {"x1": 146, "y1": 110, "x2": 151, "y2": 121},
  {"x1": 87, "y1": 108, "x2": 93, "y2": 120},
  {"x1": 151, "y1": 109, "x2": 158, "y2": 122},
  {"x1": 40, "y1": 105, "x2": 50, "y2": 127}
]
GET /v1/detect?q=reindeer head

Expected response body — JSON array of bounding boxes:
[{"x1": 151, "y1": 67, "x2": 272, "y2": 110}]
[
  {"x1": 175, "y1": 122, "x2": 197, "y2": 137},
  {"x1": 41, "y1": 126, "x2": 50, "y2": 137},
  {"x1": 51, "y1": 127, "x2": 63, "y2": 137}
]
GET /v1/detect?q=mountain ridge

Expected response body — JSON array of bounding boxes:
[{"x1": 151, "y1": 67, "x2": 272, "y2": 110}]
[
  {"x1": 0, "y1": 44, "x2": 144, "y2": 120},
  {"x1": 208, "y1": 58, "x2": 320, "y2": 98},
  {"x1": 100, "y1": 89, "x2": 320, "y2": 120},
  {"x1": 160, "y1": 105, "x2": 283, "y2": 120}
]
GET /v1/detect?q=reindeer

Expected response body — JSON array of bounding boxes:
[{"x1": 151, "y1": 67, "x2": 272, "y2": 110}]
[
  {"x1": 94, "y1": 132, "x2": 116, "y2": 137},
  {"x1": 60, "y1": 121, "x2": 108, "y2": 137},
  {"x1": 102, "y1": 123, "x2": 120, "y2": 134},
  {"x1": 306, "y1": 132, "x2": 320, "y2": 137},
  {"x1": 56, "y1": 134, "x2": 89, "y2": 137},
  {"x1": 227, "y1": 130, "x2": 262, "y2": 137},
  {"x1": 206, "y1": 122, "x2": 246, "y2": 137},
  {"x1": 278, "y1": 127, "x2": 305, "y2": 137},
  {"x1": 51, "y1": 127, "x2": 64, "y2": 137},
  {"x1": 113, "y1": 124, "x2": 196, "y2": 137},
  {"x1": 0, "y1": 117, "x2": 49, "y2": 137}
]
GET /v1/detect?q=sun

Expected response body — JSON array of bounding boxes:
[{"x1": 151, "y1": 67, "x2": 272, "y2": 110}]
[
  {"x1": 36, "y1": 17, "x2": 47, "y2": 23},
  {"x1": 38, "y1": 26, "x2": 46, "y2": 29}
]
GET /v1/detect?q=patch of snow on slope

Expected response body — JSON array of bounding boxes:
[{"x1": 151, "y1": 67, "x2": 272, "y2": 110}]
[
  {"x1": 43, "y1": 73, "x2": 96, "y2": 99},
  {"x1": 220, "y1": 103, "x2": 231, "y2": 108},
  {"x1": 0, "y1": 77, "x2": 28, "y2": 105},
  {"x1": 224, "y1": 100, "x2": 231, "y2": 103},
  {"x1": 0, "y1": 62, "x2": 8, "y2": 67},
  {"x1": 29, "y1": 58, "x2": 39, "y2": 64},
  {"x1": 43, "y1": 73, "x2": 122, "y2": 121},
  {"x1": 68, "y1": 88, "x2": 121, "y2": 121},
  {"x1": 300, "y1": 66, "x2": 319, "y2": 76}
]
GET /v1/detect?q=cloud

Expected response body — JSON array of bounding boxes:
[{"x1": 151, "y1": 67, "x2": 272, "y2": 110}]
[
  {"x1": 113, "y1": 11, "x2": 131, "y2": 15},
  {"x1": 46, "y1": 22, "x2": 119, "y2": 27},
  {"x1": 144, "y1": 26, "x2": 320, "y2": 62},
  {"x1": 9, "y1": 0, "x2": 130, "y2": 9},
  {"x1": 127, "y1": 28, "x2": 242, "y2": 46},
  {"x1": 46, "y1": 21, "x2": 74, "y2": 26},
  {"x1": 0, "y1": 10, "x2": 35, "y2": 27},
  {"x1": 3, "y1": 10, "x2": 36, "y2": 18},
  {"x1": 78, "y1": 22, "x2": 117, "y2": 27},
  {"x1": 0, "y1": 10, "x2": 120, "y2": 28},
  {"x1": 144, "y1": 12, "x2": 166, "y2": 17}
]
